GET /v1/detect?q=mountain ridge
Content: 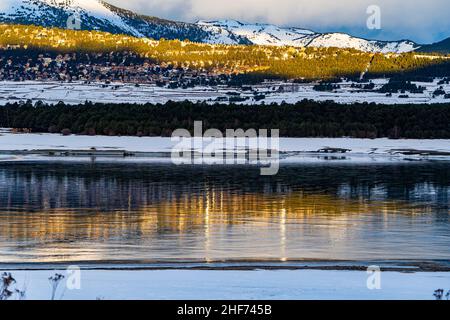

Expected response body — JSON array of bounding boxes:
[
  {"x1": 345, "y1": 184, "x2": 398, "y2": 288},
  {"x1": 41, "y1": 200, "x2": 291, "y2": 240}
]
[
  {"x1": 418, "y1": 37, "x2": 450, "y2": 54},
  {"x1": 0, "y1": 0, "x2": 435, "y2": 53},
  {"x1": 198, "y1": 19, "x2": 419, "y2": 53}
]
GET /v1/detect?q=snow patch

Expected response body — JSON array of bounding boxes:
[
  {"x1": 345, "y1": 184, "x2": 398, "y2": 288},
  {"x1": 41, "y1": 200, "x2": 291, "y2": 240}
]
[
  {"x1": 1, "y1": 79, "x2": 449, "y2": 106},
  {"x1": 196, "y1": 20, "x2": 418, "y2": 53},
  {"x1": 3, "y1": 269, "x2": 450, "y2": 300}
]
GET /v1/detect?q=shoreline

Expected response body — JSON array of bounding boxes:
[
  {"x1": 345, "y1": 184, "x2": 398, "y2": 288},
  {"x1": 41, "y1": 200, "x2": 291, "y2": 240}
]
[
  {"x1": 2, "y1": 259, "x2": 449, "y2": 273},
  {"x1": 1, "y1": 132, "x2": 450, "y2": 163}
]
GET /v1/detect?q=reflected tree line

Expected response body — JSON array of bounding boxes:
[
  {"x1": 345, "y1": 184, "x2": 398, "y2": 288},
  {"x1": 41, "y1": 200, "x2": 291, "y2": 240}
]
[{"x1": 0, "y1": 163, "x2": 448, "y2": 212}]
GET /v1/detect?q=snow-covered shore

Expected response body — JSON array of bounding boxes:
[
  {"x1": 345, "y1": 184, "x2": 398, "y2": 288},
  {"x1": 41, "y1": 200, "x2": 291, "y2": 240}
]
[
  {"x1": 0, "y1": 131, "x2": 449, "y2": 163},
  {"x1": 3, "y1": 269, "x2": 449, "y2": 300},
  {"x1": 1, "y1": 131, "x2": 449, "y2": 154}
]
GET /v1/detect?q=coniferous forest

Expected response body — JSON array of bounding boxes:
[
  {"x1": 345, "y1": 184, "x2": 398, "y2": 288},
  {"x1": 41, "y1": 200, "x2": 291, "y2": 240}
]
[{"x1": 1, "y1": 100, "x2": 449, "y2": 139}]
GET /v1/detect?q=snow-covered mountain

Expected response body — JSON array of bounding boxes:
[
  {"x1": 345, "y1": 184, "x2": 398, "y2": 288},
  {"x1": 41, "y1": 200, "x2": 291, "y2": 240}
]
[
  {"x1": 0, "y1": 0, "x2": 420, "y2": 53},
  {"x1": 196, "y1": 19, "x2": 316, "y2": 47},
  {"x1": 0, "y1": 0, "x2": 251, "y2": 44},
  {"x1": 197, "y1": 20, "x2": 419, "y2": 53}
]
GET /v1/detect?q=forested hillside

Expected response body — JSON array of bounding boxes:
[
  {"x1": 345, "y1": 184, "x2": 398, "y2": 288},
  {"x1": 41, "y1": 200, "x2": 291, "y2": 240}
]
[{"x1": 1, "y1": 24, "x2": 449, "y2": 80}]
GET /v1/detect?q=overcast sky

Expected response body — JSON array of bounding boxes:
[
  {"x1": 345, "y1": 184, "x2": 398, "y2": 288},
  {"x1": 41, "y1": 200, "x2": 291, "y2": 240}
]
[{"x1": 107, "y1": 0, "x2": 449, "y2": 44}]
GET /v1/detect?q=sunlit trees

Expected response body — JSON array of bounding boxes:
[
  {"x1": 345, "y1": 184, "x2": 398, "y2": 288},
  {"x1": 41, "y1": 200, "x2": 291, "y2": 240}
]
[{"x1": 1, "y1": 24, "x2": 449, "y2": 80}]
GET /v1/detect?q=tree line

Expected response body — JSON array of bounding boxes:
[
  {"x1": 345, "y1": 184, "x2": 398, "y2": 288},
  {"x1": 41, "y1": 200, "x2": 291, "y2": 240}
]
[{"x1": 1, "y1": 100, "x2": 449, "y2": 139}]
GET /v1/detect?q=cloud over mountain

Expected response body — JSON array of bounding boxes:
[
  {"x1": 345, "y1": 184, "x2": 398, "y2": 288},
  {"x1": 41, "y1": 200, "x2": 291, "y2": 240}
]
[{"x1": 108, "y1": 0, "x2": 450, "y2": 43}]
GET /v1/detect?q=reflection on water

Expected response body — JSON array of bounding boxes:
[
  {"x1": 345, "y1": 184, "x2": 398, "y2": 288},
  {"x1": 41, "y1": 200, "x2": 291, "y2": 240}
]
[{"x1": 0, "y1": 162, "x2": 449, "y2": 263}]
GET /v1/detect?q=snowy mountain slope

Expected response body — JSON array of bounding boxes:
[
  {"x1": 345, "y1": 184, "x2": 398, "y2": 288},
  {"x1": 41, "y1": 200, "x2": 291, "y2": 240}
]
[
  {"x1": 101, "y1": 2, "x2": 251, "y2": 44},
  {"x1": 0, "y1": 1, "x2": 421, "y2": 53},
  {"x1": 196, "y1": 20, "x2": 419, "y2": 53},
  {"x1": 0, "y1": 0, "x2": 141, "y2": 36},
  {"x1": 0, "y1": 0, "x2": 250, "y2": 43},
  {"x1": 306, "y1": 33, "x2": 418, "y2": 54},
  {"x1": 196, "y1": 19, "x2": 316, "y2": 47}
]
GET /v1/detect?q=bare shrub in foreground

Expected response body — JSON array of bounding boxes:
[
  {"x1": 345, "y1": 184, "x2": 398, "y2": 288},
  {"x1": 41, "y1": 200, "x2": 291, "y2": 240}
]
[
  {"x1": 49, "y1": 274, "x2": 65, "y2": 301},
  {"x1": 0, "y1": 273, "x2": 16, "y2": 300}
]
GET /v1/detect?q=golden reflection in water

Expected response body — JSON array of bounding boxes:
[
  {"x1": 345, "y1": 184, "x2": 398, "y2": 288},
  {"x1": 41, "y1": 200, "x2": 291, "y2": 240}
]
[
  {"x1": 280, "y1": 207, "x2": 287, "y2": 262},
  {"x1": 1, "y1": 187, "x2": 438, "y2": 263},
  {"x1": 0, "y1": 190, "x2": 427, "y2": 242}
]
